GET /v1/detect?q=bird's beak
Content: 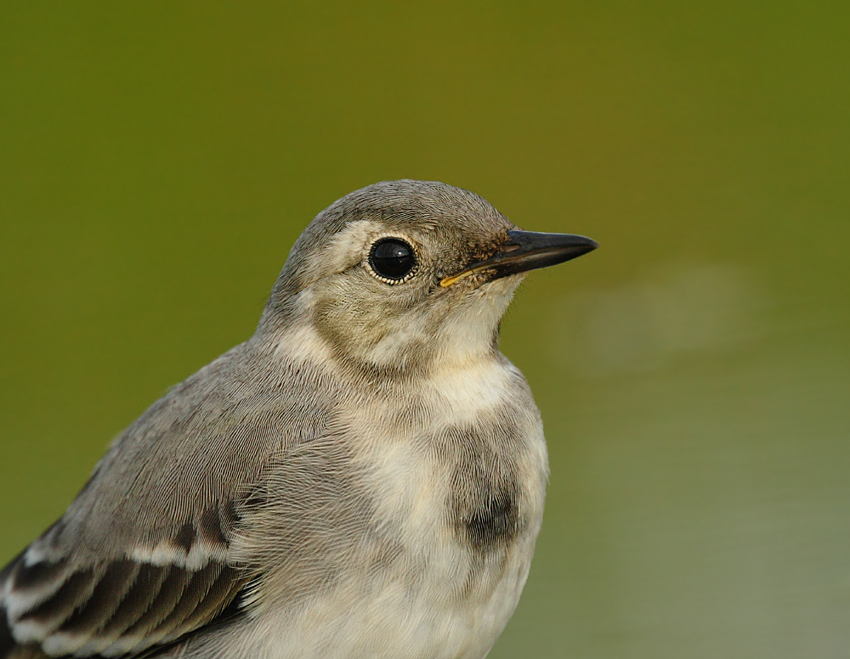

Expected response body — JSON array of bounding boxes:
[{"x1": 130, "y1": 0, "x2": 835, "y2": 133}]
[{"x1": 440, "y1": 230, "x2": 599, "y2": 287}]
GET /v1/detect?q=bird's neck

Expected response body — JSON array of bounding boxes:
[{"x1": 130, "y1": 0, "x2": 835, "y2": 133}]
[{"x1": 260, "y1": 317, "x2": 503, "y2": 391}]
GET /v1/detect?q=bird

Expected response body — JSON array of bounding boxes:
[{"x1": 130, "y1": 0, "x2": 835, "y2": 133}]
[{"x1": 0, "y1": 180, "x2": 597, "y2": 659}]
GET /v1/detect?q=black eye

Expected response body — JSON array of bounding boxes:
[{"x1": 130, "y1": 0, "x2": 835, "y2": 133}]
[{"x1": 369, "y1": 238, "x2": 417, "y2": 282}]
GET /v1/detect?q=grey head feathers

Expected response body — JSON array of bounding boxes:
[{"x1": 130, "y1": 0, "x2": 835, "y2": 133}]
[{"x1": 268, "y1": 180, "x2": 514, "y2": 301}]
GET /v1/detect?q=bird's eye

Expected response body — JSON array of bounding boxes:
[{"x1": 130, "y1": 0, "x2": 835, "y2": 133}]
[{"x1": 368, "y1": 238, "x2": 417, "y2": 282}]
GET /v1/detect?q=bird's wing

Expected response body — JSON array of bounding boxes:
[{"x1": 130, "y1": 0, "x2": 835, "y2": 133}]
[
  {"x1": 1, "y1": 506, "x2": 248, "y2": 659},
  {"x1": 0, "y1": 342, "x2": 329, "y2": 658}
]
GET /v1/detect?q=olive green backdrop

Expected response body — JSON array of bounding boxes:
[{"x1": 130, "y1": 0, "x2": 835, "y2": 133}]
[{"x1": 1, "y1": 3, "x2": 848, "y2": 657}]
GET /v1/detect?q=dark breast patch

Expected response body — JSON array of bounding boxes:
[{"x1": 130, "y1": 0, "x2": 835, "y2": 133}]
[
  {"x1": 463, "y1": 488, "x2": 520, "y2": 550},
  {"x1": 442, "y1": 422, "x2": 526, "y2": 553}
]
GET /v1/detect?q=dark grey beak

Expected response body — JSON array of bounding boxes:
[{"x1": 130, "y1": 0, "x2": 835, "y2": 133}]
[{"x1": 440, "y1": 230, "x2": 598, "y2": 287}]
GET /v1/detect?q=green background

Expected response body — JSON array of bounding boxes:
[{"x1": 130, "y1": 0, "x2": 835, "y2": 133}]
[{"x1": 2, "y1": 3, "x2": 849, "y2": 657}]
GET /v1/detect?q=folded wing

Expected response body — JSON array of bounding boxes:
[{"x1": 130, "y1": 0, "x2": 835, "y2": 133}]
[{"x1": 2, "y1": 503, "x2": 248, "y2": 658}]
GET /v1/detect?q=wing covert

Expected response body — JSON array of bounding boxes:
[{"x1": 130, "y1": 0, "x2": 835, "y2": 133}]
[{"x1": 2, "y1": 504, "x2": 248, "y2": 658}]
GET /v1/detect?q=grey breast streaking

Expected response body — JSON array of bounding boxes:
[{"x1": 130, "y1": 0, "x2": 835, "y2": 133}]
[{"x1": 0, "y1": 180, "x2": 597, "y2": 659}]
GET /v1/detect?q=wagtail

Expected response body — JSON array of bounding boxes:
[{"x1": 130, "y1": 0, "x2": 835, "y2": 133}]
[{"x1": 0, "y1": 180, "x2": 597, "y2": 659}]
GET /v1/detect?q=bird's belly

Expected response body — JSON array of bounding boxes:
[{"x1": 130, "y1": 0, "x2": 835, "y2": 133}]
[{"x1": 220, "y1": 537, "x2": 535, "y2": 659}]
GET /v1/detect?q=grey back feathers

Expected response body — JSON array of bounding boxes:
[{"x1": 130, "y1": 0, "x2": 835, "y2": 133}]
[{"x1": 0, "y1": 180, "x2": 570, "y2": 659}]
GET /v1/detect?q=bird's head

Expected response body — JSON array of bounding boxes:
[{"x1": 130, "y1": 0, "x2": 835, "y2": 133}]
[{"x1": 259, "y1": 180, "x2": 596, "y2": 377}]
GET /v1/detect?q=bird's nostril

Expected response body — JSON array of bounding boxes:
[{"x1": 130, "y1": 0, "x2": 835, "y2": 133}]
[{"x1": 499, "y1": 244, "x2": 522, "y2": 254}]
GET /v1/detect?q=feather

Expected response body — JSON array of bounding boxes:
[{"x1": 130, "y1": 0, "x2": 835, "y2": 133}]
[{"x1": 1, "y1": 506, "x2": 249, "y2": 659}]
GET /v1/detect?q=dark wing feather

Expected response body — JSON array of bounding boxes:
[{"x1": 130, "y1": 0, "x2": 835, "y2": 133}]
[{"x1": 1, "y1": 506, "x2": 250, "y2": 659}]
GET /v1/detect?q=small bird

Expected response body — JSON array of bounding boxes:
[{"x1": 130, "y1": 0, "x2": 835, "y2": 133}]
[{"x1": 0, "y1": 180, "x2": 597, "y2": 659}]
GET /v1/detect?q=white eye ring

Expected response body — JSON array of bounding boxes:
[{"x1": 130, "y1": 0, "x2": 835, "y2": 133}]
[{"x1": 367, "y1": 237, "x2": 418, "y2": 284}]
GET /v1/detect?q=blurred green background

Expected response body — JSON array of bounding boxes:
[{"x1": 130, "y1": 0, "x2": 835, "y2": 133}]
[{"x1": 2, "y1": 2, "x2": 849, "y2": 657}]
